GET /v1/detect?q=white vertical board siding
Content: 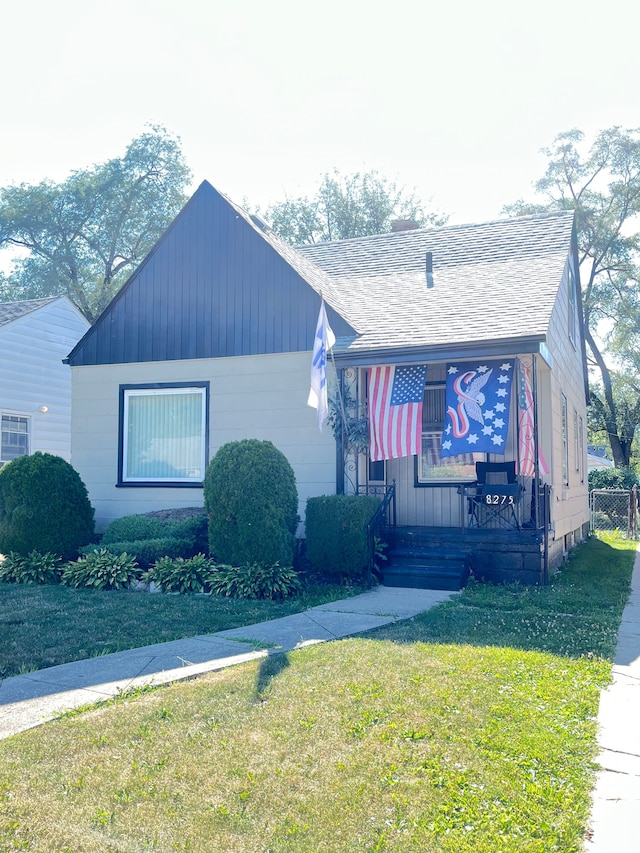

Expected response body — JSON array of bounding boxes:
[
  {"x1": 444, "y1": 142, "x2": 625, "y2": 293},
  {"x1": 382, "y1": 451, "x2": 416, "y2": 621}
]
[
  {"x1": 0, "y1": 299, "x2": 90, "y2": 462},
  {"x1": 388, "y1": 455, "x2": 464, "y2": 527},
  {"x1": 71, "y1": 352, "x2": 337, "y2": 531}
]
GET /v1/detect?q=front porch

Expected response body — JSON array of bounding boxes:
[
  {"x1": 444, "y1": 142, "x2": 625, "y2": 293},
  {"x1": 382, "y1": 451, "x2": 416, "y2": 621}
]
[
  {"x1": 382, "y1": 525, "x2": 546, "y2": 590},
  {"x1": 362, "y1": 478, "x2": 551, "y2": 590}
]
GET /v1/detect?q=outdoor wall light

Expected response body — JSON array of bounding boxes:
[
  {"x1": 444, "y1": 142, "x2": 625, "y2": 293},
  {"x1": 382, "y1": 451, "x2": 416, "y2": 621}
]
[{"x1": 39, "y1": 406, "x2": 49, "y2": 413}]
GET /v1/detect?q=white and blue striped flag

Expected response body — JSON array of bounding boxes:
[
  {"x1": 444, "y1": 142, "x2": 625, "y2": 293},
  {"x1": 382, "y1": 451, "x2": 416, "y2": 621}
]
[{"x1": 307, "y1": 300, "x2": 336, "y2": 430}]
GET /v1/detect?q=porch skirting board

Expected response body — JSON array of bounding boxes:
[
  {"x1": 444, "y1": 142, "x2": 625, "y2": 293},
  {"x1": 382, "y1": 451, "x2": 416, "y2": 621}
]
[{"x1": 385, "y1": 527, "x2": 545, "y2": 588}]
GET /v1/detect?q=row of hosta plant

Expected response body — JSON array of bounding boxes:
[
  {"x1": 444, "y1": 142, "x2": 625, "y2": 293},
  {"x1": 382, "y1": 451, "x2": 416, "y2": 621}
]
[{"x1": 0, "y1": 549, "x2": 301, "y2": 600}]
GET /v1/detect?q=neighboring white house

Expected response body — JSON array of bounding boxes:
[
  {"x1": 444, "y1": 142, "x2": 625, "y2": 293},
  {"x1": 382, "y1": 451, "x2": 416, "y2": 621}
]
[{"x1": 0, "y1": 296, "x2": 90, "y2": 465}]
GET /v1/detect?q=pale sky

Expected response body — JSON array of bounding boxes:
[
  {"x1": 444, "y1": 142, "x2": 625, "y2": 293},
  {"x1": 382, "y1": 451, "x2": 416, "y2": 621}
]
[{"x1": 1, "y1": 0, "x2": 639, "y2": 228}]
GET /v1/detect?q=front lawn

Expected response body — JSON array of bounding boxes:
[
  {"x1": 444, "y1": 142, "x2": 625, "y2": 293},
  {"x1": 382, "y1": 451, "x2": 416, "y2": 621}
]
[
  {"x1": 0, "y1": 579, "x2": 361, "y2": 679},
  {"x1": 0, "y1": 534, "x2": 635, "y2": 852}
]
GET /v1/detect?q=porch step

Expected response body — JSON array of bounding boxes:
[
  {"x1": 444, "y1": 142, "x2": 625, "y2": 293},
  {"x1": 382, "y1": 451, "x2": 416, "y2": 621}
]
[
  {"x1": 383, "y1": 559, "x2": 470, "y2": 591},
  {"x1": 383, "y1": 535, "x2": 470, "y2": 591}
]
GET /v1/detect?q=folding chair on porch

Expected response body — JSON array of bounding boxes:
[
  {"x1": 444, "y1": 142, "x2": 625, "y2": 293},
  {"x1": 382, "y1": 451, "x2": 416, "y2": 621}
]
[{"x1": 469, "y1": 461, "x2": 523, "y2": 529}]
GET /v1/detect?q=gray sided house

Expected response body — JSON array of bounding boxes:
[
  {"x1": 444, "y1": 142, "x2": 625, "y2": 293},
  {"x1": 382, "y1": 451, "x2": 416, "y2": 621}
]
[
  {"x1": 0, "y1": 296, "x2": 90, "y2": 466},
  {"x1": 66, "y1": 181, "x2": 589, "y2": 586}
]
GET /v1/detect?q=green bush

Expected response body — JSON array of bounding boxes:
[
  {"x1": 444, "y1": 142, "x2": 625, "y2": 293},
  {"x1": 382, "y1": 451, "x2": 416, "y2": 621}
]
[
  {"x1": 85, "y1": 537, "x2": 194, "y2": 569},
  {"x1": 0, "y1": 452, "x2": 94, "y2": 559},
  {"x1": 146, "y1": 553, "x2": 215, "y2": 593},
  {"x1": 101, "y1": 513, "x2": 208, "y2": 558},
  {"x1": 588, "y1": 467, "x2": 639, "y2": 490},
  {"x1": 204, "y1": 440, "x2": 298, "y2": 567},
  {"x1": 61, "y1": 549, "x2": 140, "y2": 591},
  {"x1": 101, "y1": 515, "x2": 169, "y2": 544},
  {"x1": 208, "y1": 562, "x2": 301, "y2": 600},
  {"x1": 174, "y1": 514, "x2": 209, "y2": 554},
  {"x1": 305, "y1": 494, "x2": 381, "y2": 581},
  {"x1": 0, "y1": 550, "x2": 62, "y2": 585}
]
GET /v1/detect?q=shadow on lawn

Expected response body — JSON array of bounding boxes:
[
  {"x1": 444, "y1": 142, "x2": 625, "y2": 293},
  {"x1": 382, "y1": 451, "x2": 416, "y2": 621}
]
[{"x1": 255, "y1": 651, "x2": 290, "y2": 698}]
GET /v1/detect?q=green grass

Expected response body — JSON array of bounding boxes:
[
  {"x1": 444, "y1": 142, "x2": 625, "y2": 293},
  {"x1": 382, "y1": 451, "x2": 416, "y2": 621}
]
[
  {"x1": 0, "y1": 579, "x2": 362, "y2": 679},
  {"x1": 0, "y1": 534, "x2": 635, "y2": 852},
  {"x1": 371, "y1": 531, "x2": 634, "y2": 659}
]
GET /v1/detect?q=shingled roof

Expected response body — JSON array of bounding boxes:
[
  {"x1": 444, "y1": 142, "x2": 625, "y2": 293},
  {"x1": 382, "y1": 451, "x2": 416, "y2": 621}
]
[
  {"x1": 296, "y1": 210, "x2": 576, "y2": 361},
  {"x1": 0, "y1": 297, "x2": 60, "y2": 328}
]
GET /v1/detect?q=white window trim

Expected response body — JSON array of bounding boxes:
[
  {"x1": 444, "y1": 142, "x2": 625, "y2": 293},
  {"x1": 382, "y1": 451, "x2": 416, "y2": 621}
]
[
  {"x1": 1, "y1": 412, "x2": 31, "y2": 465},
  {"x1": 121, "y1": 386, "x2": 207, "y2": 484},
  {"x1": 561, "y1": 393, "x2": 569, "y2": 486}
]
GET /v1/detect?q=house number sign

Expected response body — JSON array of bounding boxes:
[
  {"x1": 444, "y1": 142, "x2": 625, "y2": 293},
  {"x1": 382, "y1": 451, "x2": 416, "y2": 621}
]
[{"x1": 484, "y1": 493, "x2": 515, "y2": 506}]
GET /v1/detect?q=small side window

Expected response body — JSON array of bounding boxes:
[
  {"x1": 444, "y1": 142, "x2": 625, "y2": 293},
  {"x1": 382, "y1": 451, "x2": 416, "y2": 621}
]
[{"x1": 1, "y1": 414, "x2": 30, "y2": 464}]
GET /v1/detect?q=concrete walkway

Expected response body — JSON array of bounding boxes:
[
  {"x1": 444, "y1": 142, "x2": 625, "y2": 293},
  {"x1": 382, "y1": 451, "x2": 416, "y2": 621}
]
[
  {"x1": 0, "y1": 586, "x2": 454, "y2": 740},
  {"x1": 587, "y1": 546, "x2": 640, "y2": 851}
]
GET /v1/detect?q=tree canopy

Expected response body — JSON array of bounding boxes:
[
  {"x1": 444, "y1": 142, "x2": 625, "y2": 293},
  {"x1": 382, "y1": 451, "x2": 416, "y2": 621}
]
[
  {"x1": 261, "y1": 170, "x2": 448, "y2": 244},
  {"x1": 505, "y1": 127, "x2": 640, "y2": 468},
  {"x1": 0, "y1": 125, "x2": 191, "y2": 322}
]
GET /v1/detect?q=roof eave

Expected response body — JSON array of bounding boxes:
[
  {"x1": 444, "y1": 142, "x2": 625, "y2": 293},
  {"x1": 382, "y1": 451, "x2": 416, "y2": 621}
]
[{"x1": 331, "y1": 334, "x2": 548, "y2": 367}]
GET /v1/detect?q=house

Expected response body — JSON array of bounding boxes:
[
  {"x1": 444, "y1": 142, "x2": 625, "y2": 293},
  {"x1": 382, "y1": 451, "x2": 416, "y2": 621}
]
[
  {"x1": 587, "y1": 445, "x2": 614, "y2": 471},
  {"x1": 0, "y1": 296, "x2": 90, "y2": 466},
  {"x1": 65, "y1": 181, "x2": 589, "y2": 586}
]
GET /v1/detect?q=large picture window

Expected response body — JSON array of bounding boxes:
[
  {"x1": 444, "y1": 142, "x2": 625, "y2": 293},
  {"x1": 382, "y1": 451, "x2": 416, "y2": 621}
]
[
  {"x1": 417, "y1": 385, "x2": 482, "y2": 483},
  {"x1": 1, "y1": 414, "x2": 30, "y2": 465},
  {"x1": 119, "y1": 384, "x2": 208, "y2": 485}
]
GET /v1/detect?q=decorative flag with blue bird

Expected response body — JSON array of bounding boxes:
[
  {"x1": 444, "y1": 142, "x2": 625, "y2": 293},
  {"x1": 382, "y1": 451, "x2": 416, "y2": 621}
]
[{"x1": 441, "y1": 360, "x2": 513, "y2": 458}]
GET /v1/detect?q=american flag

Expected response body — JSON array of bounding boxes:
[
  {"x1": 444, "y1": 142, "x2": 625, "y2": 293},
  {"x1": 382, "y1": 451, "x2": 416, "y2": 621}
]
[
  {"x1": 368, "y1": 364, "x2": 427, "y2": 461},
  {"x1": 517, "y1": 360, "x2": 549, "y2": 476}
]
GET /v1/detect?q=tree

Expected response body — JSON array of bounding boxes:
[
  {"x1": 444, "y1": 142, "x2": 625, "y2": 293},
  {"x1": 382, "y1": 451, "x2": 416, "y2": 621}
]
[
  {"x1": 0, "y1": 125, "x2": 191, "y2": 322},
  {"x1": 505, "y1": 127, "x2": 640, "y2": 468},
  {"x1": 262, "y1": 169, "x2": 448, "y2": 244}
]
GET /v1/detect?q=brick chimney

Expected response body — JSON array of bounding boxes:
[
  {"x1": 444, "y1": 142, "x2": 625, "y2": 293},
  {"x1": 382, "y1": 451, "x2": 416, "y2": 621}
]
[{"x1": 390, "y1": 219, "x2": 419, "y2": 232}]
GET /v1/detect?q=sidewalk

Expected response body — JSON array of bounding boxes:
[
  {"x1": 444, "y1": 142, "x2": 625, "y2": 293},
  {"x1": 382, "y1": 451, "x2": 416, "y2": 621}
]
[
  {"x1": 587, "y1": 546, "x2": 640, "y2": 851},
  {"x1": 0, "y1": 586, "x2": 454, "y2": 740}
]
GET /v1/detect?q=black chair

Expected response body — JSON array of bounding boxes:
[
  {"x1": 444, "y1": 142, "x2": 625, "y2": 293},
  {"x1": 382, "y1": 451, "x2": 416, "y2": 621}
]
[{"x1": 469, "y1": 461, "x2": 522, "y2": 529}]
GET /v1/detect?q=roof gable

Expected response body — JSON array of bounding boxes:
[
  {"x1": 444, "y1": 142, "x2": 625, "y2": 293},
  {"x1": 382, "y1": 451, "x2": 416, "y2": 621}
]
[
  {"x1": 67, "y1": 181, "x2": 356, "y2": 366},
  {"x1": 0, "y1": 296, "x2": 61, "y2": 328}
]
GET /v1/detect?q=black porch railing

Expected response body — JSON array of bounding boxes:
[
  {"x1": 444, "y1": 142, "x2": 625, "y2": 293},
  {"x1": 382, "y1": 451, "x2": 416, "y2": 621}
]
[{"x1": 358, "y1": 482, "x2": 396, "y2": 589}]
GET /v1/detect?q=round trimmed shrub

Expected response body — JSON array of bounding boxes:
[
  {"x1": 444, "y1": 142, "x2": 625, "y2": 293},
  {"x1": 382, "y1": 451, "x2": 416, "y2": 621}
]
[
  {"x1": 0, "y1": 452, "x2": 95, "y2": 560},
  {"x1": 204, "y1": 439, "x2": 298, "y2": 567}
]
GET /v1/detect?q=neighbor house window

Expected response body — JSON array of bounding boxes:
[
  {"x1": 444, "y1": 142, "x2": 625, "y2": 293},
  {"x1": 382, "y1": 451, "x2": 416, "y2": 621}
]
[
  {"x1": 119, "y1": 384, "x2": 208, "y2": 485},
  {"x1": 1, "y1": 415, "x2": 30, "y2": 465},
  {"x1": 417, "y1": 385, "x2": 482, "y2": 483}
]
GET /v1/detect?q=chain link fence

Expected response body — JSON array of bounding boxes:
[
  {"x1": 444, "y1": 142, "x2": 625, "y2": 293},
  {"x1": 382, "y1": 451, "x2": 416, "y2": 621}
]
[{"x1": 589, "y1": 487, "x2": 639, "y2": 539}]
